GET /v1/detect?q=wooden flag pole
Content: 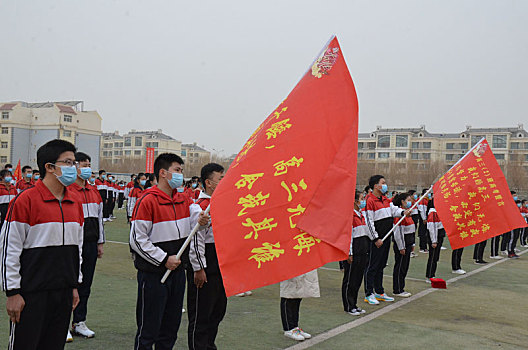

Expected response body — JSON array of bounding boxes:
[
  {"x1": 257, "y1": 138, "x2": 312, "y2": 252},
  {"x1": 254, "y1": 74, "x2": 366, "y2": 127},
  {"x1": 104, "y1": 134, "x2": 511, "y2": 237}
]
[
  {"x1": 161, "y1": 205, "x2": 211, "y2": 283},
  {"x1": 381, "y1": 185, "x2": 433, "y2": 242}
]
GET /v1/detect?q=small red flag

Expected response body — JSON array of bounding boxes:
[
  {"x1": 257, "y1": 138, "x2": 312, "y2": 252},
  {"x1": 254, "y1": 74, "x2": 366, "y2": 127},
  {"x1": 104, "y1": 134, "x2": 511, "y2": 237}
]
[
  {"x1": 145, "y1": 148, "x2": 155, "y2": 173},
  {"x1": 211, "y1": 36, "x2": 358, "y2": 296},
  {"x1": 433, "y1": 139, "x2": 527, "y2": 250},
  {"x1": 13, "y1": 160, "x2": 22, "y2": 181}
]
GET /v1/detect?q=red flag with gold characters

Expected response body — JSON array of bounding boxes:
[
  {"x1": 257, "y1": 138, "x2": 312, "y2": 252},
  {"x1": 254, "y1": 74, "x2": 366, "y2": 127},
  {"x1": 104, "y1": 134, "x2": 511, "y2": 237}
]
[
  {"x1": 145, "y1": 148, "x2": 155, "y2": 173},
  {"x1": 13, "y1": 160, "x2": 22, "y2": 181},
  {"x1": 433, "y1": 138, "x2": 527, "y2": 250},
  {"x1": 211, "y1": 36, "x2": 358, "y2": 296}
]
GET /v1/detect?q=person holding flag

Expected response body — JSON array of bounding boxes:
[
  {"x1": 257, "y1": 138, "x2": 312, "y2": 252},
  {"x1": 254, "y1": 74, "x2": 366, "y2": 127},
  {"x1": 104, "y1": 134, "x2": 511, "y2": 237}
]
[
  {"x1": 426, "y1": 197, "x2": 444, "y2": 281},
  {"x1": 391, "y1": 192, "x2": 415, "y2": 298}
]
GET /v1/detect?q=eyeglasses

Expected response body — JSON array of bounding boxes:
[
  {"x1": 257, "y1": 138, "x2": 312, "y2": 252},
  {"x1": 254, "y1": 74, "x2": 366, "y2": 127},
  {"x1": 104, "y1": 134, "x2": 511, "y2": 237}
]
[{"x1": 53, "y1": 160, "x2": 79, "y2": 167}]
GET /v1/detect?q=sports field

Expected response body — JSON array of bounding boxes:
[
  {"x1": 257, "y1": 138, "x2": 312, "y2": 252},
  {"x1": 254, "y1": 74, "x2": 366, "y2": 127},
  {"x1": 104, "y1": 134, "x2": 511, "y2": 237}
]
[{"x1": 1, "y1": 210, "x2": 527, "y2": 349}]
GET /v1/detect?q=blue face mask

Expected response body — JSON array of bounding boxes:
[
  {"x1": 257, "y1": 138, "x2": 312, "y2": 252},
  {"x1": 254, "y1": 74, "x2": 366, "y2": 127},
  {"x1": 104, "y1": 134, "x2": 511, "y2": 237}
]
[
  {"x1": 406, "y1": 201, "x2": 412, "y2": 208},
  {"x1": 101, "y1": 174, "x2": 106, "y2": 180},
  {"x1": 4, "y1": 176, "x2": 12, "y2": 183},
  {"x1": 89, "y1": 178, "x2": 95, "y2": 184},
  {"x1": 177, "y1": 188, "x2": 184, "y2": 193},
  {"x1": 34, "y1": 175, "x2": 40, "y2": 180},
  {"x1": 514, "y1": 196, "x2": 518, "y2": 201},
  {"x1": 359, "y1": 200, "x2": 366, "y2": 209},
  {"x1": 428, "y1": 193, "x2": 432, "y2": 199},
  {"x1": 140, "y1": 179, "x2": 147, "y2": 186},
  {"x1": 517, "y1": 203, "x2": 521, "y2": 208},
  {"x1": 168, "y1": 172, "x2": 184, "y2": 189},
  {"x1": 381, "y1": 184, "x2": 388, "y2": 194},
  {"x1": 79, "y1": 167, "x2": 92, "y2": 180},
  {"x1": 26, "y1": 173, "x2": 32, "y2": 178},
  {"x1": 192, "y1": 183, "x2": 198, "y2": 189},
  {"x1": 55, "y1": 165, "x2": 77, "y2": 186},
  {"x1": 413, "y1": 194, "x2": 418, "y2": 200}
]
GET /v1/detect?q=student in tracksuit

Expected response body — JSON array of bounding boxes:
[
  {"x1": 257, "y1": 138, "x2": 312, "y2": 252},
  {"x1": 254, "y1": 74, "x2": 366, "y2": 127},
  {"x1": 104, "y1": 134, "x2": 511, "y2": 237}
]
[
  {"x1": 417, "y1": 189, "x2": 430, "y2": 253},
  {"x1": 95, "y1": 170, "x2": 109, "y2": 221},
  {"x1": 188, "y1": 163, "x2": 227, "y2": 350},
  {"x1": 392, "y1": 193, "x2": 415, "y2": 297},
  {"x1": 507, "y1": 200, "x2": 523, "y2": 259},
  {"x1": 473, "y1": 240, "x2": 487, "y2": 264},
  {"x1": 0, "y1": 170, "x2": 17, "y2": 227},
  {"x1": 520, "y1": 200, "x2": 528, "y2": 247},
  {"x1": 69, "y1": 152, "x2": 105, "y2": 339},
  {"x1": 451, "y1": 247, "x2": 466, "y2": 273},
  {"x1": 363, "y1": 175, "x2": 409, "y2": 305},
  {"x1": 0, "y1": 139, "x2": 83, "y2": 350},
  {"x1": 127, "y1": 173, "x2": 147, "y2": 224},
  {"x1": 342, "y1": 190, "x2": 373, "y2": 315},
  {"x1": 129, "y1": 153, "x2": 207, "y2": 350},
  {"x1": 426, "y1": 198, "x2": 445, "y2": 280},
  {"x1": 15, "y1": 166, "x2": 34, "y2": 193},
  {"x1": 500, "y1": 191, "x2": 518, "y2": 254},
  {"x1": 118, "y1": 182, "x2": 125, "y2": 209}
]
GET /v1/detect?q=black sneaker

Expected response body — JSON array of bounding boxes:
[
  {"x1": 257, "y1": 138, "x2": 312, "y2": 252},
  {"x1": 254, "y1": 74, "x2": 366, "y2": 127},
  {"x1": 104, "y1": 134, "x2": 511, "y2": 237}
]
[{"x1": 474, "y1": 260, "x2": 488, "y2": 265}]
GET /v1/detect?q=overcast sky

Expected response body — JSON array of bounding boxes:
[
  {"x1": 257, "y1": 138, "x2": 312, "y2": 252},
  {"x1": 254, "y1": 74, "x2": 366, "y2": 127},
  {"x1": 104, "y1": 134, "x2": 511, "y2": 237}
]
[{"x1": 1, "y1": 1, "x2": 527, "y2": 155}]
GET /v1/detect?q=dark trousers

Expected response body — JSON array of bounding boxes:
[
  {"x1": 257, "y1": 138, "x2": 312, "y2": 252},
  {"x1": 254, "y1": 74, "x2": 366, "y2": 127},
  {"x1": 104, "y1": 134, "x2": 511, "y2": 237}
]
[
  {"x1": 417, "y1": 220, "x2": 428, "y2": 250},
  {"x1": 109, "y1": 197, "x2": 116, "y2": 216},
  {"x1": 280, "y1": 298, "x2": 301, "y2": 331},
  {"x1": 473, "y1": 240, "x2": 487, "y2": 261},
  {"x1": 364, "y1": 238, "x2": 391, "y2": 296},
  {"x1": 490, "y1": 235, "x2": 501, "y2": 257},
  {"x1": 508, "y1": 229, "x2": 520, "y2": 254},
  {"x1": 501, "y1": 231, "x2": 510, "y2": 252},
  {"x1": 10, "y1": 288, "x2": 73, "y2": 350},
  {"x1": 392, "y1": 235, "x2": 414, "y2": 294},
  {"x1": 0, "y1": 203, "x2": 8, "y2": 228},
  {"x1": 102, "y1": 199, "x2": 110, "y2": 219},
  {"x1": 451, "y1": 248, "x2": 464, "y2": 270},
  {"x1": 426, "y1": 235, "x2": 444, "y2": 278},
  {"x1": 187, "y1": 271, "x2": 227, "y2": 350},
  {"x1": 134, "y1": 269, "x2": 186, "y2": 350},
  {"x1": 73, "y1": 242, "x2": 98, "y2": 323},
  {"x1": 118, "y1": 193, "x2": 125, "y2": 209},
  {"x1": 520, "y1": 227, "x2": 527, "y2": 246},
  {"x1": 342, "y1": 236, "x2": 369, "y2": 311}
]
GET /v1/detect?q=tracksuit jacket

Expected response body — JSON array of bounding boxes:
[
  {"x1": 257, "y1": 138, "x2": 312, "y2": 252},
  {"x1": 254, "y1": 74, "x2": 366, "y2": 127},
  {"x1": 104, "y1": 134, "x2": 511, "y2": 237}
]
[
  {"x1": 189, "y1": 192, "x2": 218, "y2": 273},
  {"x1": 364, "y1": 192, "x2": 405, "y2": 240},
  {"x1": 393, "y1": 215, "x2": 416, "y2": 251},
  {"x1": 16, "y1": 179, "x2": 34, "y2": 193},
  {"x1": 0, "y1": 180, "x2": 84, "y2": 296},
  {"x1": 71, "y1": 182, "x2": 105, "y2": 243},
  {"x1": 426, "y1": 208, "x2": 444, "y2": 243},
  {"x1": 349, "y1": 209, "x2": 370, "y2": 255}
]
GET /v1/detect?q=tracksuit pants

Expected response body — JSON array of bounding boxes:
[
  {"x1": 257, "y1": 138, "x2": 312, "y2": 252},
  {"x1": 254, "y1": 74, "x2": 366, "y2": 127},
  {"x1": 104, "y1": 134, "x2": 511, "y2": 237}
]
[
  {"x1": 102, "y1": 199, "x2": 110, "y2": 219},
  {"x1": 9, "y1": 288, "x2": 73, "y2": 350},
  {"x1": 187, "y1": 270, "x2": 227, "y2": 350},
  {"x1": 520, "y1": 227, "x2": 527, "y2": 246},
  {"x1": 392, "y1": 234, "x2": 414, "y2": 294},
  {"x1": 73, "y1": 241, "x2": 98, "y2": 324},
  {"x1": 501, "y1": 232, "x2": 510, "y2": 252},
  {"x1": 134, "y1": 268, "x2": 186, "y2": 350},
  {"x1": 426, "y1": 233, "x2": 444, "y2": 278},
  {"x1": 451, "y1": 248, "x2": 464, "y2": 270},
  {"x1": 417, "y1": 220, "x2": 428, "y2": 251},
  {"x1": 280, "y1": 298, "x2": 302, "y2": 331},
  {"x1": 342, "y1": 236, "x2": 369, "y2": 311},
  {"x1": 118, "y1": 193, "x2": 124, "y2": 209},
  {"x1": 364, "y1": 237, "x2": 391, "y2": 296},
  {"x1": 473, "y1": 241, "x2": 487, "y2": 261},
  {"x1": 490, "y1": 235, "x2": 501, "y2": 257},
  {"x1": 508, "y1": 229, "x2": 521, "y2": 255},
  {"x1": 0, "y1": 203, "x2": 8, "y2": 228}
]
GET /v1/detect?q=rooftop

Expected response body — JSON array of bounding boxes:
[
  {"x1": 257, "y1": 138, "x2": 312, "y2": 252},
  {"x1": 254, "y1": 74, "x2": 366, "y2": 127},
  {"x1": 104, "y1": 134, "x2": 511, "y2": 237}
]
[{"x1": 182, "y1": 143, "x2": 209, "y2": 152}]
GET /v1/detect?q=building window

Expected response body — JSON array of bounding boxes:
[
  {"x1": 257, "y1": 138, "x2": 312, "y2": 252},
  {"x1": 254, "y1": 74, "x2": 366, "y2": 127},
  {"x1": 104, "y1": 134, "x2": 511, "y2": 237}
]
[
  {"x1": 124, "y1": 137, "x2": 131, "y2": 146},
  {"x1": 471, "y1": 135, "x2": 484, "y2": 146},
  {"x1": 511, "y1": 142, "x2": 520, "y2": 150},
  {"x1": 492, "y1": 135, "x2": 507, "y2": 149},
  {"x1": 446, "y1": 154, "x2": 454, "y2": 161},
  {"x1": 422, "y1": 142, "x2": 431, "y2": 149},
  {"x1": 411, "y1": 153, "x2": 419, "y2": 160},
  {"x1": 396, "y1": 152, "x2": 406, "y2": 159},
  {"x1": 377, "y1": 135, "x2": 390, "y2": 148},
  {"x1": 113, "y1": 150, "x2": 122, "y2": 156},
  {"x1": 367, "y1": 153, "x2": 375, "y2": 159},
  {"x1": 367, "y1": 142, "x2": 376, "y2": 150},
  {"x1": 358, "y1": 142, "x2": 364, "y2": 150},
  {"x1": 114, "y1": 142, "x2": 123, "y2": 148},
  {"x1": 357, "y1": 152, "x2": 363, "y2": 159},
  {"x1": 460, "y1": 143, "x2": 468, "y2": 150},
  {"x1": 102, "y1": 151, "x2": 110, "y2": 157},
  {"x1": 446, "y1": 143, "x2": 454, "y2": 150},
  {"x1": 0, "y1": 156, "x2": 6, "y2": 163},
  {"x1": 378, "y1": 152, "x2": 390, "y2": 159},
  {"x1": 125, "y1": 150, "x2": 131, "y2": 156},
  {"x1": 154, "y1": 151, "x2": 159, "y2": 156},
  {"x1": 134, "y1": 150, "x2": 141, "y2": 155},
  {"x1": 104, "y1": 143, "x2": 112, "y2": 149},
  {"x1": 495, "y1": 154, "x2": 505, "y2": 160},
  {"x1": 63, "y1": 130, "x2": 72, "y2": 137},
  {"x1": 1, "y1": 142, "x2": 7, "y2": 149},
  {"x1": 422, "y1": 153, "x2": 431, "y2": 160},
  {"x1": 2, "y1": 112, "x2": 9, "y2": 120},
  {"x1": 395, "y1": 135, "x2": 408, "y2": 148},
  {"x1": 146, "y1": 142, "x2": 159, "y2": 148},
  {"x1": 412, "y1": 142, "x2": 419, "y2": 149},
  {"x1": 135, "y1": 137, "x2": 142, "y2": 147},
  {"x1": 525, "y1": 154, "x2": 528, "y2": 162},
  {"x1": 181, "y1": 150, "x2": 187, "y2": 156},
  {"x1": 64, "y1": 115, "x2": 73, "y2": 123},
  {"x1": 1, "y1": 127, "x2": 8, "y2": 134}
]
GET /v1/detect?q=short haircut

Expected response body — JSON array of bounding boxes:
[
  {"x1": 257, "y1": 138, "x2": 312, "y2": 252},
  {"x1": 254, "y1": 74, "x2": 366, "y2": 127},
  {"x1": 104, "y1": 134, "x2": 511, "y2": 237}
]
[
  {"x1": 4, "y1": 164, "x2": 12, "y2": 169},
  {"x1": 408, "y1": 189, "x2": 416, "y2": 195},
  {"x1": 75, "y1": 152, "x2": 91, "y2": 162},
  {"x1": 36, "y1": 139, "x2": 76, "y2": 179},
  {"x1": 22, "y1": 165, "x2": 32, "y2": 173},
  {"x1": 130, "y1": 174, "x2": 135, "y2": 179},
  {"x1": 99, "y1": 170, "x2": 106, "y2": 176},
  {"x1": 33, "y1": 170, "x2": 40, "y2": 174},
  {"x1": 511, "y1": 190, "x2": 517, "y2": 195},
  {"x1": 201, "y1": 163, "x2": 224, "y2": 189},
  {"x1": 363, "y1": 185, "x2": 370, "y2": 193},
  {"x1": 154, "y1": 153, "x2": 184, "y2": 180},
  {"x1": 422, "y1": 188, "x2": 428, "y2": 195},
  {"x1": 368, "y1": 175, "x2": 384, "y2": 190},
  {"x1": 354, "y1": 190, "x2": 362, "y2": 201},
  {"x1": 0, "y1": 169, "x2": 11, "y2": 178}
]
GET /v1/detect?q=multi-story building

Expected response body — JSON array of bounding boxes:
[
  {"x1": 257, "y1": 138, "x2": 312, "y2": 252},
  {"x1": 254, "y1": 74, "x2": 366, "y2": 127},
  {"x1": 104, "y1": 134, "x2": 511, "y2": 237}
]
[
  {"x1": 0, "y1": 101, "x2": 102, "y2": 168},
  {"x1": 181, "y1": 143, "x2": 211, "y2": 165},
  {"x1": 100, "y1": 129, "x2": 182, "y2": 165}
]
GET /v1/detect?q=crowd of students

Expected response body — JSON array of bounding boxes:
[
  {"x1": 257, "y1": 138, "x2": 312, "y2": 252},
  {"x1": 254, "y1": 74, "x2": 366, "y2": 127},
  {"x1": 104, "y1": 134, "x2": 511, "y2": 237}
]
[{"x1": 0, "y1": 139, "x2": 527, "y2": 349}]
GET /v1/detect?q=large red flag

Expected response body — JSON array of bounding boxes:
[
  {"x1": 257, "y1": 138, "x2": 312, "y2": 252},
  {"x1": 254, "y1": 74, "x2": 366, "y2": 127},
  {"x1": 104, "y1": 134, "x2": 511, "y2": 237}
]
[
  {"x1": 433, "y1": 138, "x2": 527, "y2": 249},
  {"x1": 211, "y1": 36, "x2": 358, "y2": 296}
]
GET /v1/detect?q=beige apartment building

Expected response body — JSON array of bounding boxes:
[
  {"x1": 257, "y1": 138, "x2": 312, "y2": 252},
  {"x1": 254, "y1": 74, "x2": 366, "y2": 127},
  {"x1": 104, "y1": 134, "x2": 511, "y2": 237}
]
[
  {"x1": 101, "y1": 129, "x2": 182, "y2": 165},
  {"x1": 181, "y1": 143, "x2": 211, "y2": 165},
  {"x1": 0, "y1": 101, "x2": 102, "y2": 168}
]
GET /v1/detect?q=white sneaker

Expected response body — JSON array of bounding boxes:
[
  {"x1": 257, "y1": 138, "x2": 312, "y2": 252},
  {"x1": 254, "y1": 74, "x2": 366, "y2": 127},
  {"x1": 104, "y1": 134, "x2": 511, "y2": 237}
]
[
  {"x1": 440, "y1": 246, "x2": 447, "y2": 250},
  {"x1": 394, "y1": 291, "x2": 412, "y2": 297},
  {"x1": 410, "y1": 252, "x2": 418, "y2": 258},
  {"x1": 295, "y1": 327, "x2": 311, "y2": 339},
  {"x1": 72, "y1": 321, "x2": 95, "y2": 338},
  {"x1": 182, "y1": 308, "x2": 186, "y2": 313},
  {"x1": 284, "y1": 329, "x2": 305, "y2": 341},
  {"x1": 364, "y1": 294, "x2": 379, "y2": 305},
  {"x1": 452, "y1": 269, "x2": 466, "y2": 275},
  {"x1": 515, "y1": 248, "x2": 520, "y2": 253},
  {"x1": 489, "y1": 256, "x2": 503, "y2": 260},
  {"x1": 425, "y1": 278, "x2": 432, "y2": 283},
  {"x1": 244, "y1": 291, "x2": 253, "y2": 296},
  {"x1": 235, "y1": 293, "x2": 246, "y2": 297},
  {"x1": 500, "y1": 250, "x2": 507, "y2": 256},
  {"x1": 66, "y1": 330, "x2": 73, "y2": 343}
]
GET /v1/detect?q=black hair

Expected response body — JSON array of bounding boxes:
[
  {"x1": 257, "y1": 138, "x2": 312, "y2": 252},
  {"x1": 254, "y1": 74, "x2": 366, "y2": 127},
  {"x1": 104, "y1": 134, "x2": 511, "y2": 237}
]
[
  {"x1": 408, "y1": 189, "x2": 416, "y2": 195},
  {"x1": 4, "y1": 164, "x2": 12, "y2": 169},
  {"x1": 363, "y1": 185, "x2": 370, "y2": 194},
  {"x1": 33, "y1": 170, "x2": 40, "y2": 174},
  {"x1": 130, "y1": 174, "x2": 135, "y2": 179},
  {"x1": 36, "y1": 139, "x2": 76, "y2": 179},
  {"x1": 99, "y1": 170, "x2": 106, "y2": 176},
  {"x1": 75, "y1": 152, "x2": 91, "y2": 162},
  {"x1": 426, "y1": 198, "x2": 435, "y2": 215},
  {"x1": 368, "y1": 175, "x2": 384, "y2": 190},
  {"x1": 511, "y1": 191, "x2": 517, "y2": 195},
  {"x1": 354, "y1": 190, "x2": 362, "y2": 201},
  {"x1": 393, "y1": 192, "x2": 411, "y2": 207},
  {"x1": 154, "y1": 153, "x2": 184, "y2": 180},
  {"x1": 422, "y1": 188, "x2": 428, "y2": 195},
  {"x1": 201, "y1": 163, "x2": 224, "y2": 189},
  {"x1": 0, "y1": 169, "x2": 11, "y2": 179},
  {"x1": 21, "y1": 165, "x2": 32, "y2": 173}
]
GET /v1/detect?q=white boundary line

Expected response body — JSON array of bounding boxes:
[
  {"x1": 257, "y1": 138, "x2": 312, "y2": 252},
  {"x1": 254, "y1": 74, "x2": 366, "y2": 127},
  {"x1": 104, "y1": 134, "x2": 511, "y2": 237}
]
[
  {"x1": 285, "y1": 248, "x2": 528, "y2": 350},
  {"x1": 318, "y1": 266, "x2": 426, "y2": 283},
  {"x1": 107, "y1": 240, "x2": 128, "y2": 245}
]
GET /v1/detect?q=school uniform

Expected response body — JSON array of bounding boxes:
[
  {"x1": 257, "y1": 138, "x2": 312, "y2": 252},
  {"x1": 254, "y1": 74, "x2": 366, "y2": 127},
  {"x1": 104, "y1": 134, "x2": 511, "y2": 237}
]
[
  {"x1": 125, "y1": 181, "x2": 135, "y2": 199},
  {"x1": 452, "y1": 248, "x2": 464, "y2": 270},
  {"x1": 187, "y1": 192, "x2": 227, "y2": 350},
  {"x1": 127, "y1": 186, "x2": 145, "y2": 221},
  {"x1": 107, "y1": 181, "x2": 116, "y2": 217},
  {"x1": 0, "y1": 182, "x2": 17, "y2": 227},
  {"x1": 417, "y1": 198, "x2": 429, "y2": 251},
  {"x1": 392, "y1": 215, "x2": 415, "y2": 295},
  {"x1": 342, "y1": 209, "x2": 370, "y2": 312},
  {"x1": 426, "y1": 208, "x2": 445, "y2": 278},
  {"x1": 364, "y1": 192, "x2": 405, "y2": 297},
  {"x1": 520, "y1": 207, "x2": 528, "y2": 246},
  {"x1": 70, "y1": 182, "x2": 105, "y2": 325},
  {"x1": 0, "y1": 180, "x2": 84, "y2": 350},
  {"x1": 507, "y1": 206, "x2": 523, "y2": 256},
  {"x1": 95, "y1": 178, "x2": 109, "y2": 219},
  {"x1": 118, "y1": 185, "x2": 125, "y2": 209},
  {"x1": 473, "y1": 240, "x2": 487, "y2": 261},
  {"x1": 15, "y1": 179, "x2": 34, "y2": 193},
  {"x1": 129, "y1": 185, "x2": 201, "y2": 350}
]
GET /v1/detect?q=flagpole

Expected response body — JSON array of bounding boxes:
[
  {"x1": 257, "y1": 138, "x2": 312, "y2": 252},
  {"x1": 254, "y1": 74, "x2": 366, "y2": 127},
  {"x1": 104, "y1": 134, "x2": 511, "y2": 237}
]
[
  {"x1": 381, "y1": 185, "x2": 433, "y2": 242},
  {"x1": 161, "y1": 205, "x2": 211, "y2": 283}
]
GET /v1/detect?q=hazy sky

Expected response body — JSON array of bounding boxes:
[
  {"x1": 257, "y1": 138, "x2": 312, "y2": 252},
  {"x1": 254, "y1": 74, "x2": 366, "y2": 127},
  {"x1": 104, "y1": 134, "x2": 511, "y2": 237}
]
[{"x1": 1, "y1": 1, "x2": 527, "y2": 155}]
